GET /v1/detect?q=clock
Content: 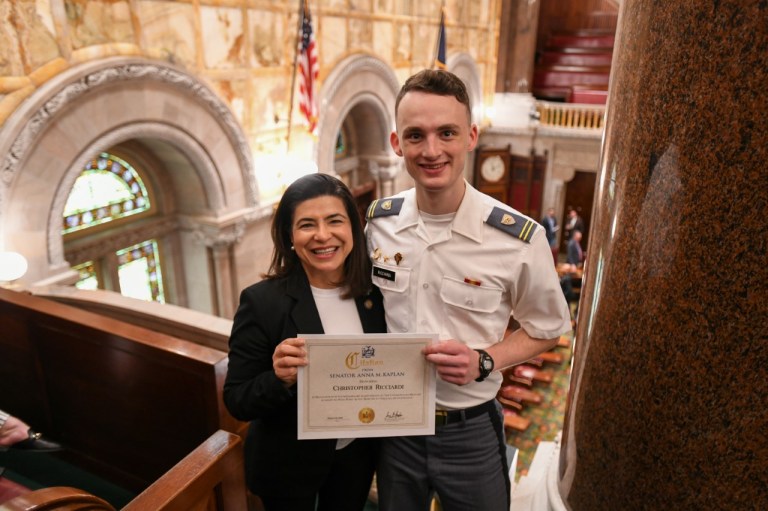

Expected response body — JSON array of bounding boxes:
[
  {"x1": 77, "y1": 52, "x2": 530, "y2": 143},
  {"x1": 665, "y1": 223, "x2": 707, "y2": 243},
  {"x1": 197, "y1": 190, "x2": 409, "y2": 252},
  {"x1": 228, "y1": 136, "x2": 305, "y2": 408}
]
[
  {"x1": 474, "y1": 146, "x2": 511, "y2": 203},
  {"x1": 480, "y1": 155, "x2": 506, "y2": 183}
]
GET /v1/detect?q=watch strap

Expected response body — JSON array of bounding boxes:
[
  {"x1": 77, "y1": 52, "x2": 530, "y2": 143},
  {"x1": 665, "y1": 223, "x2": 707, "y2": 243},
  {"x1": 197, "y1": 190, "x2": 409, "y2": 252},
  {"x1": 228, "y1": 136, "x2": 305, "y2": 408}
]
[{"x1": 474, "y1": 349, "x2": 494, "y2": 382}]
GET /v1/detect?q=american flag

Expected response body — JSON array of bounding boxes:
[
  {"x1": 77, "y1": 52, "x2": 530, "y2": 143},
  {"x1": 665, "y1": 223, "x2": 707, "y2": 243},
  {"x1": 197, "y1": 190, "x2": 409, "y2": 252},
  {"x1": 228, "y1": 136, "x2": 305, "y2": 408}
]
[{"x1": 298, "y1": 3, "x2": 319, "y2": 134}]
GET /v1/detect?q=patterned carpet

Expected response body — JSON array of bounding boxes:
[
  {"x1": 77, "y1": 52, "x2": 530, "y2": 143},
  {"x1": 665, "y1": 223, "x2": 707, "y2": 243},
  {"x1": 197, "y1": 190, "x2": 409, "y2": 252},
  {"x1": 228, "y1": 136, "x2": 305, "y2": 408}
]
[{"x1": 505, "y1": 333, "x2": 573, "y2": 481}]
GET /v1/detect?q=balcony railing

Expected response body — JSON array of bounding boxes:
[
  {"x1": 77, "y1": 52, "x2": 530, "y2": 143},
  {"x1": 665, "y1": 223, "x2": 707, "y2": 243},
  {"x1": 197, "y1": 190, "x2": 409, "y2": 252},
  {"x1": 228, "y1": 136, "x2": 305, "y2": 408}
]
[{"x1": 537, "y1": 101, "x2": 606, "y2": 130}]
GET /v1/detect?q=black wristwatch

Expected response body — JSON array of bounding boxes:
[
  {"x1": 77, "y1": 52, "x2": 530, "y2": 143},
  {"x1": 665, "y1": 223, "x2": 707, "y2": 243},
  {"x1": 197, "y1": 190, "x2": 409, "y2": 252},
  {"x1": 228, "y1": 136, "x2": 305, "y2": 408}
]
[{"x1": 474, "y1": 349, "x2": 494, "y2": 382}]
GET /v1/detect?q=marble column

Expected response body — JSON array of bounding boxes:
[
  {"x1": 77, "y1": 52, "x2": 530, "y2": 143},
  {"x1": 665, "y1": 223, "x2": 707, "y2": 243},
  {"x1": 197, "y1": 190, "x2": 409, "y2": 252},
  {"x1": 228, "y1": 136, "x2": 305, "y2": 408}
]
[{"x1": 558, "y1": 1, "x2": 767, "y2": 510}]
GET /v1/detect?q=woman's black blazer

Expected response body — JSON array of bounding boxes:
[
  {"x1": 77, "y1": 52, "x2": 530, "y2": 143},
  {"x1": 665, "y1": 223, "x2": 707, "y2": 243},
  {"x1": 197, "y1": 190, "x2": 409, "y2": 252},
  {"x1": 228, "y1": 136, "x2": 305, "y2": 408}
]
[{"x1": 223, "y1": 268, "x2": 386, "y2": 498}]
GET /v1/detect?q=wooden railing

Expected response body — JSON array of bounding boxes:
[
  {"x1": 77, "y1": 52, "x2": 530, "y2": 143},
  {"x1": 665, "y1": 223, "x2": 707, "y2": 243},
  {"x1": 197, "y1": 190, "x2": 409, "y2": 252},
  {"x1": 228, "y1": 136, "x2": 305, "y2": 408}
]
[
  {"x1": 537, "y1": 101, "x2": 606, "y2": 130},
  {"x1": 0, "y1": 430, "x2": 248, "y2": 511}
]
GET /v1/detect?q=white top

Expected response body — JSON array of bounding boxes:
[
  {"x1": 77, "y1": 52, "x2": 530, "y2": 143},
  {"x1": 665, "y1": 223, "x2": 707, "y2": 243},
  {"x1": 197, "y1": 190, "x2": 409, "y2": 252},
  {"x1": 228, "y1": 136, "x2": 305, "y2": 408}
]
[
  {"x1": 365, "y1": 183, "x2": 572, "y2": 410},
  {"x1": 310, "y1": 285, "x2": 364, "y2": 335},
  {"x1": 310, "y1": 285, "x2": 363, "y2": 449}
]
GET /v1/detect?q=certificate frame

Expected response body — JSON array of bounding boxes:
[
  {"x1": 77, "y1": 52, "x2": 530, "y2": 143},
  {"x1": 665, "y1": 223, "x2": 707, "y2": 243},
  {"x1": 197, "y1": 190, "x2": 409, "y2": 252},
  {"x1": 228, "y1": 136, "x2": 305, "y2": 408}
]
[{"x1": 297, "y1": 333, "x2": 436, "y2": 439}]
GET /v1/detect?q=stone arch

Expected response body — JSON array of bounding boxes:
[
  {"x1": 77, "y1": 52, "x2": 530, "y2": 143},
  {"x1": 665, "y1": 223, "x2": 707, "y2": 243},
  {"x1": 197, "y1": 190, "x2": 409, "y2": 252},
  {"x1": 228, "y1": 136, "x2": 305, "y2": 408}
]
[
  {"x1": 0, "y1": 57, "x2": 256, "y2": 286},
  {"x1": 448, "y1": 52, "x2": 483, "y2": 179},
  {"x1": 448, "y1": 52, "x2": 483, "y2": 125},
  {"x1": 316, "y1": 54, "x2": 401, "y2": 183}
]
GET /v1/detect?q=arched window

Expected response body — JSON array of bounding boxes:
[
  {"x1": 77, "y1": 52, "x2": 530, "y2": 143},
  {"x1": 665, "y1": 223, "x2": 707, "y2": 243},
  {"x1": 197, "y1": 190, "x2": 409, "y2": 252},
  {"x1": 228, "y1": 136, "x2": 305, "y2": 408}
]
[
  {"x1": 117, "y1": 240, "x2": 165, "y2": 303},
  {"x1": 63, "y1": 153, "x2": 150, "y2": 233},
  {"x1": 63, "y1": 152, "x2": 167, "y2": 304},
  {"x1": 335, "y1": 130, "x2": 348, "y2": 159}
]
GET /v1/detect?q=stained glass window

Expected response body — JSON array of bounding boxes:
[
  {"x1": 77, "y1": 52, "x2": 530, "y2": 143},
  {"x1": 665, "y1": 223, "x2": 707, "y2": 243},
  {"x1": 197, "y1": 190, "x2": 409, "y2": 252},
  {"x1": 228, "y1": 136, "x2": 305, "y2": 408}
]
[
  {"x1": 116, "y1": 240, "x2": 165, "y2": 303},
  {"x1": 73, "y1": 261, "x2": 98, "y2": 290},
  {"x1": 63, "y1": 153, "x2": 150, "y2": 234},
  {"x1": 335, "y1": 130, "x2": 347, "y2": 158}
]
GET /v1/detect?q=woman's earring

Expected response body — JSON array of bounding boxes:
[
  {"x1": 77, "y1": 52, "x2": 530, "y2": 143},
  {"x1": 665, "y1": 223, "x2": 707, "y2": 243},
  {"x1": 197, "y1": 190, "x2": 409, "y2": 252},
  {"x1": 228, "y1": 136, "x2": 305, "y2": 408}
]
[{"x1": 290, "y1": 245, "x2": 295, "y2": 250}]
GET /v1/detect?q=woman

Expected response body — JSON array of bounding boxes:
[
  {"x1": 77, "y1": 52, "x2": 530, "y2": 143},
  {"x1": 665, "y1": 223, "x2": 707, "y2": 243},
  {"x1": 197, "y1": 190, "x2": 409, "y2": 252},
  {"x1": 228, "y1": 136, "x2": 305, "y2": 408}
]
[{"x1": 223, "y1": 173, "x2": 385, "y2": 511}]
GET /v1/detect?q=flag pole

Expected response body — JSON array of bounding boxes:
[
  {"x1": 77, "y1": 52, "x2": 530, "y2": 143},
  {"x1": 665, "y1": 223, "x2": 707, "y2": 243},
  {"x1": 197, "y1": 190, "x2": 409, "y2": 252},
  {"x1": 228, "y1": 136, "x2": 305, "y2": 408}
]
[
  {"x1": 286, "y1": 0, "x2": 305, "y2": 151},
  {"x1": 432, "y1": 0, "x2": 446, "y2": 70}
]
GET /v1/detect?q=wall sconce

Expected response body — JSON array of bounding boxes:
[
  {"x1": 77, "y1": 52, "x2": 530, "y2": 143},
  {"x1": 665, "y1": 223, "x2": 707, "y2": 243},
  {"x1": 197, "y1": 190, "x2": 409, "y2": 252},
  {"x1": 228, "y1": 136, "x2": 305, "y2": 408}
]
[{"x1": 0, "y1": 251, "x2": 28, "y2": 287}]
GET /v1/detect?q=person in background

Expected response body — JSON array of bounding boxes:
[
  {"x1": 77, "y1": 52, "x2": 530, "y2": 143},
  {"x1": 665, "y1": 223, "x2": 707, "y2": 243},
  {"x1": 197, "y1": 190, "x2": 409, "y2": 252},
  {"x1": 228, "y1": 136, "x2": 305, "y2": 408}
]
[
  {"x1": 567, "y1": 230, "x2": 584, "y2": 267},
  {"x1": 563, "y1": 207, "x2": 585, "y2": 243},
  {"x1": 366, "y1": 69, "x2": 572, "y2": 511},
  {"x1": 541, "y1": 207, "x2": 559, "y2": 264},
  {"x1": 223, "y1": 173, "x2": 386, "y2": 511}
]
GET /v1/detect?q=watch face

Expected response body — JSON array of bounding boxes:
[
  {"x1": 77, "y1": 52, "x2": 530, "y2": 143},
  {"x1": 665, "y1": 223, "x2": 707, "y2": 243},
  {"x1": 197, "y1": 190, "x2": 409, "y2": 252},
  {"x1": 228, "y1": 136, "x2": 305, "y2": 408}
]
[
  {"x1": 482, "y1": 357, "x2": 493, "y2": 371},
  {"x1": 480, "y1": 155, "x2": 506, "y2": 183}
]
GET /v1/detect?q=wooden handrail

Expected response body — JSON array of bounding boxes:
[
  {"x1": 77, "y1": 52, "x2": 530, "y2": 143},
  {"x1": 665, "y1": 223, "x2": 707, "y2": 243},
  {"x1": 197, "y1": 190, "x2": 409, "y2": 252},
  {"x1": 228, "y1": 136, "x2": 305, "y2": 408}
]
[
  {"x1": 123, "y1": 430, "x2": 247, "y2": 511},
  {"x1": 0, "y1": 431, "x2": 247, "y2": 511},
  {"x1": 0, "y1": 487, "x2": 115, "y2": 510}
]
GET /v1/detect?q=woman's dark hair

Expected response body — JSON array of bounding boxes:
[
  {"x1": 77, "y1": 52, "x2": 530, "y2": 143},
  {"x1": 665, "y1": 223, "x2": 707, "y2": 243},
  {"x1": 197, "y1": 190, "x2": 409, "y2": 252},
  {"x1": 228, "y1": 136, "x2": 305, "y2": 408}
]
[{"x1": 265, "y1": 173, "x2": 371, "y2": 299}]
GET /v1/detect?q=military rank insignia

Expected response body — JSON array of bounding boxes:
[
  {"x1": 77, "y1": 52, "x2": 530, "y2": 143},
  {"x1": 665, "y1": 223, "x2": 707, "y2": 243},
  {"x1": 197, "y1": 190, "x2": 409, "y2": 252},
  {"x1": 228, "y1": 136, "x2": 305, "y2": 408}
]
[
  {"x1": 366, "y1": 197, "x2": 404, "y2": 219},
  {"x1": 485, "y1": 207, "x2": 537, "y2": 242}
]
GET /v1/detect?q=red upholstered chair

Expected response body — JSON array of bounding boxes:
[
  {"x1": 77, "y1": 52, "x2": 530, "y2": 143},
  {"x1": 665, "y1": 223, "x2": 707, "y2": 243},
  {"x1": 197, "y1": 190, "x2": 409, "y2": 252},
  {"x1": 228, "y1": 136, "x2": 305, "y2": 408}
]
[{"x1": 0, "y1": 473, "x2": 31, "y2": 506}]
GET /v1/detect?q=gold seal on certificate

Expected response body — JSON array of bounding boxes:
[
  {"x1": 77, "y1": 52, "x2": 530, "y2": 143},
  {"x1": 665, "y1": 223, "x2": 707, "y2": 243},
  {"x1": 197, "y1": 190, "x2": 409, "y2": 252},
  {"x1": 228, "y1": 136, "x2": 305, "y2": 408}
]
[
  {"x1": 358, "y1": 408, "x2": 375, "y2": 423},
  {"x1": 297, "y1": 333, "x2": 437, "y2": 439}
]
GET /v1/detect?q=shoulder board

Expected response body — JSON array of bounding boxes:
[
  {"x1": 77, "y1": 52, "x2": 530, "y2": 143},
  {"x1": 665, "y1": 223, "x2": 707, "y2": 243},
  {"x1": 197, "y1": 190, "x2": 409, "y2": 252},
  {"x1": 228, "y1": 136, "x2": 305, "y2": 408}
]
[
  {"x1": 485, "y1": 207, "x2": 538, "y2": 243},
  {"x1": 366, "y1": 197, "x2": 404, "y2": 219}
]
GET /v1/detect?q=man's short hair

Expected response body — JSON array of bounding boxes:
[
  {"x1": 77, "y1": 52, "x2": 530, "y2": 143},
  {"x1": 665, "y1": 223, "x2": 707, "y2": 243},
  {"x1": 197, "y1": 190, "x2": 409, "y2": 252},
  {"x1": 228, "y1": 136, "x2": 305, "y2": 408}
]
[{"x1": 395, "y1": 69, "x2": 472, "y2": 123}]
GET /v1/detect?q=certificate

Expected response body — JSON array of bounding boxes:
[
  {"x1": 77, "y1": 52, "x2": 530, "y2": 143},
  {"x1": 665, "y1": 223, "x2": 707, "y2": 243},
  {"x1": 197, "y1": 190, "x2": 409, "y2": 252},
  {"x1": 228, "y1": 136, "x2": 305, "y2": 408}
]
[{"x1": 297, "y1": 333, "x2": 436, "y2": 439}]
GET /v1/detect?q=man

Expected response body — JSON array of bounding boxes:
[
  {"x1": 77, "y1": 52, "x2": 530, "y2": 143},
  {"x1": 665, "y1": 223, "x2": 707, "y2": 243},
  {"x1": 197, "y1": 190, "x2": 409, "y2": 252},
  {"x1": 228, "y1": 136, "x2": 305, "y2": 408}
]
[
  {"x1": 567, "y1": 230, "x2": 584, "y2": 267},
  {"x1": 365, "y1": 70, "x2": 571, "y2": 511},
  {"x1": 541, "y1": 207, "x2": 559, "y2": 264},
  {"x1": 563, "y1": 208, "x2": 585, "y2": 243}
]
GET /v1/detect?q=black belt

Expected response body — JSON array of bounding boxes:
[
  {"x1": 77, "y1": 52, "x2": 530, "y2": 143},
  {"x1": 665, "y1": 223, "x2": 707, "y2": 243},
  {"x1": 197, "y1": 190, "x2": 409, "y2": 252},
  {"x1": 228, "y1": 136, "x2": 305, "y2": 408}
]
[{"x1": 435, "y1": 400, "x2": 497, "y2": 427}]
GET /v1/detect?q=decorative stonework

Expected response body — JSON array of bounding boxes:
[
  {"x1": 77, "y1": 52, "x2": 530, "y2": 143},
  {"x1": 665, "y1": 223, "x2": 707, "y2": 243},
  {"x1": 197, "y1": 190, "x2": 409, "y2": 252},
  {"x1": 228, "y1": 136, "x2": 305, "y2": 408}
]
[
  {"x1": 179, "y1": 206, "x2": 273, "y2": 249},
  {"x1": 320, "y1": 55, "x2": 400, "y2": 114},
  {"x1": 0, "y1": 59, "x2": 257, "y2": 207},
  {"x1": 64, "y1": 217, "x2": 179, "y2": 265}
]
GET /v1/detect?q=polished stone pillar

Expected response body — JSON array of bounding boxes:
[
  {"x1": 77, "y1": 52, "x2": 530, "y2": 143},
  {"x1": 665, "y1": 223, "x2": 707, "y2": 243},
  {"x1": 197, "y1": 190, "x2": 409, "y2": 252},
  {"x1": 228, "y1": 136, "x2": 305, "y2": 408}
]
[{"x1": 558, "y1": 1, "x2": 767, "y2": 510}]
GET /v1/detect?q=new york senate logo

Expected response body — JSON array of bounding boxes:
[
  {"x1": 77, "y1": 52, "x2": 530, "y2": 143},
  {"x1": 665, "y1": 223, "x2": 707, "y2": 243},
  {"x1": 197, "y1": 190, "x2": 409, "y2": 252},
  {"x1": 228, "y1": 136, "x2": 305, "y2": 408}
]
[{"x1": 358, "y1": 407, "x2": 375, "y2": 424}]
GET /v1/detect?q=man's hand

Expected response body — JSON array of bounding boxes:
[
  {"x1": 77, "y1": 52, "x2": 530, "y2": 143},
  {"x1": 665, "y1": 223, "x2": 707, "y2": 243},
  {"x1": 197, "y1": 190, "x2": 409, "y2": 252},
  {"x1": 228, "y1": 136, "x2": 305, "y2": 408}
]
[{"x1": 423, "y1": 340, "x2": 479, "y2": 385}]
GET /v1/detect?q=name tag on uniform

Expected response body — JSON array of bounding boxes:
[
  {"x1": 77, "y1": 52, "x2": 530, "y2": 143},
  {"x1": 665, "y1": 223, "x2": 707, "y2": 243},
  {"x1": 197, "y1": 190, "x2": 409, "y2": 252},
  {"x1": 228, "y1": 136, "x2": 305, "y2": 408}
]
[{"x1": 373, "y1": 266, "x2": 396, "y2": 281}]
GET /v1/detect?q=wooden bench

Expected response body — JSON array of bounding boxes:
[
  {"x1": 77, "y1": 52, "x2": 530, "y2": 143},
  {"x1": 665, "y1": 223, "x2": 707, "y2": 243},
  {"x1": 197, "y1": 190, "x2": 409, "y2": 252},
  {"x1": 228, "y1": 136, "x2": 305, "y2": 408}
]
[
  {"x1": 538, "y1": 351, "x2": 565, "y2": 365},
  {"x1": 0, "y1": 287, "x2": 244, "y2": 493},
  {"x1": 533, "y1": 65, "x2": 611, "y2": 101},
  {"x1": 499, "y1": 385, "x2": 542, "y2": 406},
  {"x1": 502, "y1": 410, "x2": 531, "y2": 433},
  {"x1": 512, "y1": 365, "x2": 554, "y2": 384},
  {"x1": 539, "y1": 49, "x2": 613, "y2": 67},
  {"x1": 568, "y1": 85, "x2": 609, "y2": 105},
  {"x1": 546, "y1": 30, "x2": 615, "y2": 49},
  {"x1": 496, "y1": 395, "x2": 524, "y2": 413}
]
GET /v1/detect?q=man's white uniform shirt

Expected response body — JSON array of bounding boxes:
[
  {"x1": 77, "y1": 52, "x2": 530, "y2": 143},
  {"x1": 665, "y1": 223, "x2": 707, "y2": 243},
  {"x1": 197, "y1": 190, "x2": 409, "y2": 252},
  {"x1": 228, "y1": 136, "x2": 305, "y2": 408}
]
[{"x1": 365, "y1": 183, "x2": 571, "y2": 410}]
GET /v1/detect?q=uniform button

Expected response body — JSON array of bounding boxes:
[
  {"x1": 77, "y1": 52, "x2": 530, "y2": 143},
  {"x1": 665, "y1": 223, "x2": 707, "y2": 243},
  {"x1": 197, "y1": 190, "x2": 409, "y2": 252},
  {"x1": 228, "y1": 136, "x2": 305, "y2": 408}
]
[
  {"x1": 465, "y1": 298, "x2": 473, "y2": 306},
  {"x1": 422, "y1": 283, "x2": 429, "y2": 289}
]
